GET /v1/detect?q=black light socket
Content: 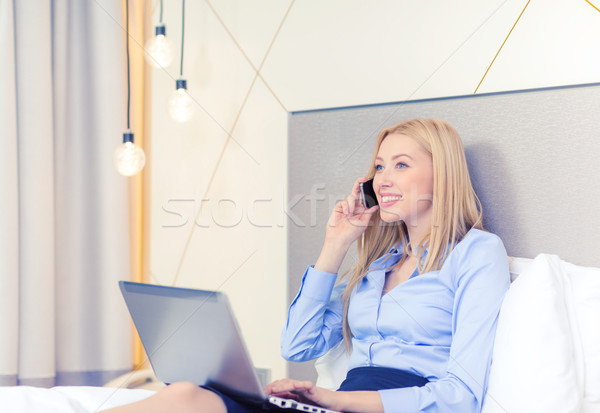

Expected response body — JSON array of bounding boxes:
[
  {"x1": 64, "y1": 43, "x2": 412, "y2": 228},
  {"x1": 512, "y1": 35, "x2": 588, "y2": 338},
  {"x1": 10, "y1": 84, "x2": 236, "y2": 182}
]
[{"x1": 123, "y1": 132, "x2": 134, "y2": 143}]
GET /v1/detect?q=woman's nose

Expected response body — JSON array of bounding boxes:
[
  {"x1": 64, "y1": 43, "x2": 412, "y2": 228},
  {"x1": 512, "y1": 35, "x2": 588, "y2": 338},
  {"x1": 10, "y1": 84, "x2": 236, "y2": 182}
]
[{"x1": 376, "y1": 172, "x2": 392, "y2": 188}]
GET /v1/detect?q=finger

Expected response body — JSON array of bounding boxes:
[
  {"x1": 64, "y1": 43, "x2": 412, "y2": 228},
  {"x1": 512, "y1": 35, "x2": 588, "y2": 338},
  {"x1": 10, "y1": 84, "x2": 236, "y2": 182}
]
[
  {"x1": 349, "y1": 178, "x2": 368, "y2": 208},
  {"x1": 347, "y1": 196, "x2": 355, "y2": 216},
  {"x1": 334, "y1": 201, "x2": 344, "y2": 214},
  {"x1": 358, "y1": 205, "x2": 379, "y2": 223},
  {"x1": 340, "y1": 200, "x2": 349, "y2": 217},
  {"x1": 364, "y1": 205, "x2": 379, "y2": 215},
  {"x1": 351, "y1": 196, "x2": 367, "y2": 213},
  {"x1": 267, "y1": 379, "x2": 299, "y2": 394},
  {"x1": 293, "y1": 380, "x2": 313, "y2": 389},
  {"x1": 351, "y1": 177, "x2": 369, "y2": 196},
  {"x1": 348, "y1": 195, "x2": 368, "y2": 217},
  {"x1": 348, "y1": 205, "x2": 378, "y2": 227},
  {"x1": 270, "y1": 391, "x2": 300, "y2": 401},
  {"x1": 264, "y1": 379, "x2": 289, "y2": 394}
]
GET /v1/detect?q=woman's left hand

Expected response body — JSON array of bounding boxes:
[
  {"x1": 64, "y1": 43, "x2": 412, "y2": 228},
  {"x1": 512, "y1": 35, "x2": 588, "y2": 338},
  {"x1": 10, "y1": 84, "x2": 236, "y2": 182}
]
[{"x1": 264, "y1": 379, "x2": 342, "y2": 411}]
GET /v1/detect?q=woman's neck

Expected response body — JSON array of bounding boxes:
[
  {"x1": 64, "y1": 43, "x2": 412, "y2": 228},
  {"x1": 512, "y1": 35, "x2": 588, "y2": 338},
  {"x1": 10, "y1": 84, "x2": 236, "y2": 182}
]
[{"x1": 405, "y1": 222, "x2": 431, "y2": 257}]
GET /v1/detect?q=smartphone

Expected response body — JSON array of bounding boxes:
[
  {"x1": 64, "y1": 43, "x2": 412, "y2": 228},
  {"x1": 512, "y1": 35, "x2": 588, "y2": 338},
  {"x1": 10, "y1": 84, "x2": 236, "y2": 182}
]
[{"x1": 359, "y1": 178, "x2": 378, "y2": 208}]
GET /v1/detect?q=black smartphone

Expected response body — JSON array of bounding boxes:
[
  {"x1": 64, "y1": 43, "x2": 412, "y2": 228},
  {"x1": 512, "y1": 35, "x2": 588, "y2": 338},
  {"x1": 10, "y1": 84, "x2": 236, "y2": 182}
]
[{"x1": 359, "y1": 178, "x2": 378, "y2": 208}]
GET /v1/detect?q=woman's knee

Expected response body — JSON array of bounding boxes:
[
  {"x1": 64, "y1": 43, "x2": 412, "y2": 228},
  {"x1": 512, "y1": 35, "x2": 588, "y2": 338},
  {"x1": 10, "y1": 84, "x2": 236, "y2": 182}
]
[
  {"x1": 163, "y1": 381, "x2": 203, "y2": 397},
  {"x1": 159, "y1": 382, "x2": 226, "y2": 411}
]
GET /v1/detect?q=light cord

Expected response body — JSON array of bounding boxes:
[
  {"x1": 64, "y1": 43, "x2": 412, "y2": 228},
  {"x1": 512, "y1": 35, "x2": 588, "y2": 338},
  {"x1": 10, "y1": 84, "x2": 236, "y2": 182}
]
[
  {"x1": 160, "y1": 0, "x2": 164, "y2": 24},
  {"x1": 180, "y1": 0, "x2": 185, "y2": 77},
  {"x1": 126, "y1": 0, "x2": 131, "y2": 130}
]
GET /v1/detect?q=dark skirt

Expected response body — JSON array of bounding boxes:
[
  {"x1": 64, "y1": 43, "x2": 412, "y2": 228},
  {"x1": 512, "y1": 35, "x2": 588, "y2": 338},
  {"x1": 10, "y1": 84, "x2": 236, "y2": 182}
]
[
  {"x1": 337, "y1": 366, "x2": 429, "y2": 391},
  {"x1": 202, "y1": 366, "x2": 429, "y2": 413}
]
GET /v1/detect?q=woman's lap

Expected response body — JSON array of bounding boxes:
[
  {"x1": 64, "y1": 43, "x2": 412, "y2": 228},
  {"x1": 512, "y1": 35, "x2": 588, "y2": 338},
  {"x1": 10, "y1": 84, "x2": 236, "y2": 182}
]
[
  {"x1": 337, "y1": 366, "x2": 429, "y2": 391},
  {"x1": 203, "y1": 366, "x2": 429, "y2": 413},
  {"x1": 200, "y1": 386, "x2": 270, "y2": 413}
]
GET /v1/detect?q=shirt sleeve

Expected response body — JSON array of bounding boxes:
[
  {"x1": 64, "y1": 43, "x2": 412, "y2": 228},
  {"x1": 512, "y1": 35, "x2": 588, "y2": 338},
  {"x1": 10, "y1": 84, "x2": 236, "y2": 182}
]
[
  {"x1": 280, "y1": 265, "x2": 346, "y2": 361},
  {"x1": 378, "y1": 232, "x2": 510, "y2": 413}
]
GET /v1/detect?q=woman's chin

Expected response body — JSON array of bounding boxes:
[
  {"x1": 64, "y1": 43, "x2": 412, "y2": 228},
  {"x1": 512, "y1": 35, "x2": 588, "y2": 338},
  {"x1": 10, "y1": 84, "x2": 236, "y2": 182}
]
[{"x1": 379, "y1": 209, "x2": 403, "y2": 223}]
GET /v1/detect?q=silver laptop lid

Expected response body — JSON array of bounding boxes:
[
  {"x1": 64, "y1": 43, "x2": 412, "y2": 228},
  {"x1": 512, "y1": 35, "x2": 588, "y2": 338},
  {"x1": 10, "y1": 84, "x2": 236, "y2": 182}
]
[{"x1": 119, "y1": 281, "x2": 265, "y2": 400}]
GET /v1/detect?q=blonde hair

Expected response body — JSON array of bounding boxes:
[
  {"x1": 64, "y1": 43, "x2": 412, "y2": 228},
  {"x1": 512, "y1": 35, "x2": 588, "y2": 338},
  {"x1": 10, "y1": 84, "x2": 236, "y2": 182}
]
[{"x1": 341, "y1": 118, "x2": 483, "y2": 350}]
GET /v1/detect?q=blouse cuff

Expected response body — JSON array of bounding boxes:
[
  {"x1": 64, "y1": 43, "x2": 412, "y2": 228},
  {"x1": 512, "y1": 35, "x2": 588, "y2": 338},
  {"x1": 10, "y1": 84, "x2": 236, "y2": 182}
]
[
  {"x1": 378, "y1": 387, "x2": 420, "y2": 413},
  {"x1": 297, "y1": 265, "x2": 338, "y2": 302}
]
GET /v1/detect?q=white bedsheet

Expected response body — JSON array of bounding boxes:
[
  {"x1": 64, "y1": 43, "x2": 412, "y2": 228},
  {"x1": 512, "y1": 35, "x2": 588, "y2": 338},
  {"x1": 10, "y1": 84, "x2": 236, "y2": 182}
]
[{"x1": 0, "y1": 386, "x2": 154, "y2": 413}]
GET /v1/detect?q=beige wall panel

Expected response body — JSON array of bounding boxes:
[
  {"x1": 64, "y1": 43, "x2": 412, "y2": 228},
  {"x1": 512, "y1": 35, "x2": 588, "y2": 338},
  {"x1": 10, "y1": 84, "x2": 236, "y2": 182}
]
[
  {"x1": 175, "y1": 77, "x2": 288, "y2": 380},
  {"x1": 477, "y1": 0, "x2": 600, "y2": 93},
  {"x1": 149, "y1": 0, "x2": 258, "y2": 283},
  {"x1": 260, "y1": 0, "x2": 527, "y2": 110},
  {"x1": 204, "y1": 0, "x2": 294, "y2": 69}
]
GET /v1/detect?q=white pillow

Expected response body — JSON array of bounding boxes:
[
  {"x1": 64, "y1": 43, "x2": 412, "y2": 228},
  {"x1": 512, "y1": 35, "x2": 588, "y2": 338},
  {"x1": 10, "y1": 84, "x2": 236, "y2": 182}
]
[
  {"x1": 507, "y1": 256, "x2": 533, "y2": 281},
  {"x1": 482, "y1": 254, "x2": 583, "y2": 413},
  {"x1": 564, "y1": 261, "x2": 600, "y2": 412}
]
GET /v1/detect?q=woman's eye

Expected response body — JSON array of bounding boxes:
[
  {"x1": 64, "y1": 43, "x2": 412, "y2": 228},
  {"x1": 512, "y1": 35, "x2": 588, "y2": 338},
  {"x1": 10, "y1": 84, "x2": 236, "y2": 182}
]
[
  {"x1": 375, "y1": 164, "x2": 383, "y2": 171},
  {"x1": 396, "y1": 162, "x2": 408, "y2": 169}
]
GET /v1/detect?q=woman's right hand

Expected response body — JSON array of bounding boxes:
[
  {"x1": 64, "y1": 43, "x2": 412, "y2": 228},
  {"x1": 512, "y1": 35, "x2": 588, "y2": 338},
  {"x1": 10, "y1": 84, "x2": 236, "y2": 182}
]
[
  {"x1": 315, "y1": 178, "x2": 379, "y2": 273},
  {"x1": 326, "y1": 177, "x2": 379, "y2": 246}
]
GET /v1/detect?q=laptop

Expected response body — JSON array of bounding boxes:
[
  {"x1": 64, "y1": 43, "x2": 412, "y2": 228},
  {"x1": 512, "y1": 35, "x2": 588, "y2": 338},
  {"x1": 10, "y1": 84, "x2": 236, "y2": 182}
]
[{"x1": 119, "y1": 281, "x2": 341, "y2": 413}]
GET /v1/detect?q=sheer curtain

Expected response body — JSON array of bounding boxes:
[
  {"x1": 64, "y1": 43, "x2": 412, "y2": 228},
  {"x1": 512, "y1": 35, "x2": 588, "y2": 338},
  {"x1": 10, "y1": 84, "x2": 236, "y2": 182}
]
[{"x1": 0, "y1": 0, "x2": 134, "y2": 386}]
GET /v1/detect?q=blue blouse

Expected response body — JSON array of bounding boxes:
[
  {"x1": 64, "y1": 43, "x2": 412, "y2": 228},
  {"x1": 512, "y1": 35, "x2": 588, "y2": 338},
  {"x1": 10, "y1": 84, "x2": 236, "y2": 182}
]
[{"x1": 281, "y1": 229, "x2": 510, "y2": 413}]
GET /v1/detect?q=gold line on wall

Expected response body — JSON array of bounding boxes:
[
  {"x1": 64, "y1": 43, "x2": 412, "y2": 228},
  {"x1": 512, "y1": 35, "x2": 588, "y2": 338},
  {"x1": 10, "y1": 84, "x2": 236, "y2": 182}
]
[
  {"x1": 585, "y1": 0, "x2": 600, "y2": 12},
  {"x1": 203, "y1": 0, "x2": 289, "y2": 112},
  {"x1": 474, "y1": 0, "x2": 531, "y2": 94}
]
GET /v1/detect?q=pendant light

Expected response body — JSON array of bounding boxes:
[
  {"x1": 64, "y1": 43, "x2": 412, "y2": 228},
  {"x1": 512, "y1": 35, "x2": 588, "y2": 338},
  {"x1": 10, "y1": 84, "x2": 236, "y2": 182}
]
[
  {"x1": 144, "y1": 0, "x2": 174, "y2": 68},
  {"x1": 167, "y1": 0, "x2": 195, "y2": 122},
  {"x1": 114, "y1": 0, "x2": 146, "y2": 176}
]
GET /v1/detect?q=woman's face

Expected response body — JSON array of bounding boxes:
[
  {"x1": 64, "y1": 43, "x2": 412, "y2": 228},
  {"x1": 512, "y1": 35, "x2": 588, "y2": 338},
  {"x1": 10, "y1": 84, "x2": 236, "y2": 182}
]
[{"x1": 373, "y1": 133, "x2": 434, "y2": 228}]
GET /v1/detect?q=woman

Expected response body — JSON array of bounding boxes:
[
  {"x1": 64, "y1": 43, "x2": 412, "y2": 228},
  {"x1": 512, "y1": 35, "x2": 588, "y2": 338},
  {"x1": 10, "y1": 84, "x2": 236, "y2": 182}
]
[{"x1": 105, "y1": 118, "x2": 509, "y2": 413}]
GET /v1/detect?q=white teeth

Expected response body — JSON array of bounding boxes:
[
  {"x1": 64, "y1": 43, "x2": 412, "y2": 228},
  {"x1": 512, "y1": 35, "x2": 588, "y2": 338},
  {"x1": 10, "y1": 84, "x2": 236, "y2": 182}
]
[{"x1": 382, "y1": 195, "x2": 401, "y2": 203}]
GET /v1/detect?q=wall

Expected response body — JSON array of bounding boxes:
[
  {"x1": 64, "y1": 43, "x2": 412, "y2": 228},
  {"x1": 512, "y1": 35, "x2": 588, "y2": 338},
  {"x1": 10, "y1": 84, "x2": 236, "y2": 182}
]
[{"x1": 146, "y1": 0, "x2": 600, "y2": 381}]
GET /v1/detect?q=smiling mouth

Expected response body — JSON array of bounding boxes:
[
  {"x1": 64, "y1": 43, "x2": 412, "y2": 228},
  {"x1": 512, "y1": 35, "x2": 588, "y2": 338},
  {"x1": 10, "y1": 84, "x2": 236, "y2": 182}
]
[{"x1": 381, "y1": 195, "x2": 401, "y2": 203}]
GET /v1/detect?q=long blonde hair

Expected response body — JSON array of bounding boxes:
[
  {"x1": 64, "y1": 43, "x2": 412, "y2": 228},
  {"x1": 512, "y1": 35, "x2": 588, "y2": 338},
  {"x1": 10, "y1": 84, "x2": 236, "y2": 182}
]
[{"x1": 341, "y1": 118, "x2": 483, "y2": 350}]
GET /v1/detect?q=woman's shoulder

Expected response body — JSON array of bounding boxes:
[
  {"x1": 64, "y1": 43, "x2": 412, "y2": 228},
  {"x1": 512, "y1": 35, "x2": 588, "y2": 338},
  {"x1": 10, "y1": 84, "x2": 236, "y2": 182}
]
[
  {"x1": 444, "y1": 228, "x2": 509, "y2": 285},
  {"x1": 456, "y1": 228, "x2": 506, "y2": 255}
]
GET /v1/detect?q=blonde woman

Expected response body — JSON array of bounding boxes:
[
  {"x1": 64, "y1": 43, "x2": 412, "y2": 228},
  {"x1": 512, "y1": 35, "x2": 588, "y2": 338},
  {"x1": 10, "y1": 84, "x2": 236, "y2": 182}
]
[
  {"x1": 105, "y1": 118, "x2": 509, "y2": 413},
  {"x1": 268, "y1": 118, "x2": 509, "y2": 412}
]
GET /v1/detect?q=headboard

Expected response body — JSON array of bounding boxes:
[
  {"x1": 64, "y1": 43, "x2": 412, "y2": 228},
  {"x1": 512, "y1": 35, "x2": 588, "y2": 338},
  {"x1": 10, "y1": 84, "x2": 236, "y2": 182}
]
[{"x1": 286, "y1": 82, "x2": 600, "y2": 380}]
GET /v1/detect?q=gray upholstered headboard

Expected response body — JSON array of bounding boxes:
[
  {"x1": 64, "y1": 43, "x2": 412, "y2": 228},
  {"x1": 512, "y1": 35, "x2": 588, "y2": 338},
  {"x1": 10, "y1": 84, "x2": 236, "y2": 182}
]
[{"x1": 286, "y1": 82, "x2": 600, "y2": 380}]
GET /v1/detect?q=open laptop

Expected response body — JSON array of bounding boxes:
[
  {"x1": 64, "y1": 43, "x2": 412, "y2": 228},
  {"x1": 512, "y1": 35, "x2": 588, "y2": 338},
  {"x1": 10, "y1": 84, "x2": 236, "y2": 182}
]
[{"x1": 119, "y1": 281, "x2": 341, "y2": 413}]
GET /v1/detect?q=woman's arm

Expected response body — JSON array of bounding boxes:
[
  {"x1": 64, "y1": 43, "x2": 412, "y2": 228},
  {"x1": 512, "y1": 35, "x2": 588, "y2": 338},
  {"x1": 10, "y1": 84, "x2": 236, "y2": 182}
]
[
  {"x1": 280, "y1": 265, "x2": 346, "y2": 360},
  {"x1": 265, "y1": 379, "x2": 385, "y2": 413},
  {"x1": 336, "y1": 391, "x2": 385, "y2": 413},
  {"x1": 314, "y1": 239, "x2": 352, "y2": 274},
  {"x1": 281, "y1": 178, "x2": 378, "y2": 361}
]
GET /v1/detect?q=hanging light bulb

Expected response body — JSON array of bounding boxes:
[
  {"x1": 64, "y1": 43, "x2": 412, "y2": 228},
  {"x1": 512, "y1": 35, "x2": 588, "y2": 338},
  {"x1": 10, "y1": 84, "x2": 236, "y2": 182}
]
[
  {"x1": 114, "y1": 132, "x2": 146, "y2": 176},
  {"x1": 144, "y1": 25, "x2": 174, "y2": 68},
  {"x1": 167, "y1": 79, "x2": 195, "y2": 122},
  {"x1": 166, "y1": 0, "x2": 194, "y2": 123},
  {"x1": 116, "y1": 0, "x2": 145, "y2": 177}
]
